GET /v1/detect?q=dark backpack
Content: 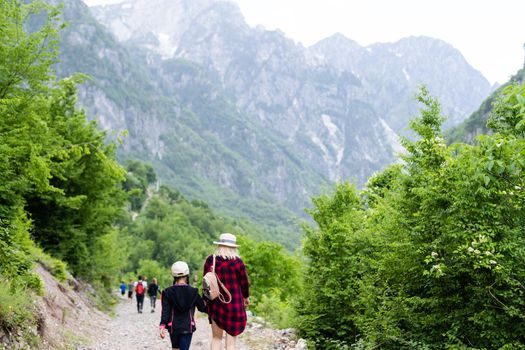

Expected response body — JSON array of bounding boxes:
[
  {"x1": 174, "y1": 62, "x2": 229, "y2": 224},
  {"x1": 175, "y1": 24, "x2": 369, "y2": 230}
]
[{"x1": 136, "y1": 282, "x2": 145, "y2": 295}]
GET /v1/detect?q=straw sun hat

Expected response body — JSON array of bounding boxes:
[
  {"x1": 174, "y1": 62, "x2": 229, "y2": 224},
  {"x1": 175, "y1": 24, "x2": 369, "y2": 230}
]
[{"x1": 213, "y1": 233, "x2": 239, "y2": 247}]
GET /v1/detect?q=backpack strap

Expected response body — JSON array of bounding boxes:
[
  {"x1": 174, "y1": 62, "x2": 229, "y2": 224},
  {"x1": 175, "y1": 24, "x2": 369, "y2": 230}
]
[
  {"x1": 217, "y1": 277, "x2": 232, "y2": 304},
  {"x1": 211, "y1": 255, "x2": 232, "y2": 304}
]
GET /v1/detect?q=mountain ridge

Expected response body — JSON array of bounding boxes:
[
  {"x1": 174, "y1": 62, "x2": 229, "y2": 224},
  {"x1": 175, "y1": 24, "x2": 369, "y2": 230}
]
[{"x1": 53, "y1": 0, "x2": 492, "y2": 246}]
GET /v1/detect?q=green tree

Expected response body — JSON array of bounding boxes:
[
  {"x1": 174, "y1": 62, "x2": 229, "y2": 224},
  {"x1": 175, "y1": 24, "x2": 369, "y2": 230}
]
[
  {"x1": 238, "y1": 236, "x2": 302, "y2": 328},
  {"x1": 297, "y1": 183, "x2": 375, "y2": 348},
  {"x1": 0, "y1": 0, "x2": 63, "y2": 99},
  {"x1": 0, "y1": 0, "x2": 64, "y2": 292},
  {"x1": 298, "y1": 86, "x2": 525, "y2": 349},
  {"x1": 1, "y1": 0, "x2": 126, "y2": 293},
  {"x1": 25, "y1": 78, "x2": 126, "y2": 278},
  {"x1": 123, "y1": 160, "x2": 157, "y2": 211}
]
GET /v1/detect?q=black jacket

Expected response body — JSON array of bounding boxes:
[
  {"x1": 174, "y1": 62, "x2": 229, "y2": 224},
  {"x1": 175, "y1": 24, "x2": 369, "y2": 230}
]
[
  {"x1": 160, "y1": 284, "x2": 207, "y2": 334},
  {"x1": 148, "y1": 283, "x2": 160, "y2": 297}
]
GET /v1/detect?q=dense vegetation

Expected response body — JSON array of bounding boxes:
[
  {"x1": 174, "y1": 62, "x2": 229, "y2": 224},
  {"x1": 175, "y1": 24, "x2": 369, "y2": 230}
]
[
  {"x1": 1, "y1": 0, "x2": 127, "y2": 336},
  {"x1": 297, "y1": 86, "x2": 525, "y2": 349}
]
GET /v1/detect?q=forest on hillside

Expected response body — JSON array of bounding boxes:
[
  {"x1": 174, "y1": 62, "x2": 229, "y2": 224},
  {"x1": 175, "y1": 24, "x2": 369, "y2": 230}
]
[{"x1": 2, "y1": 1, "x2": 525, "y2": 349}]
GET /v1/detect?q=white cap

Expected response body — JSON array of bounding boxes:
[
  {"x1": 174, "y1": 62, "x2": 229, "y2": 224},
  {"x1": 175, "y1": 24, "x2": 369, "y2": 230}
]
[{"x1": 171, "y1": 261, "x2": 189, "y2": 277}]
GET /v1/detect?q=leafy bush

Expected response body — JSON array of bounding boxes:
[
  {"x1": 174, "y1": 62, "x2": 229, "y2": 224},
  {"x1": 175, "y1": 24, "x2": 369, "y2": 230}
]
[
  {"x1": 296, "y1": 183, "x2": 374, "y2": 347},
  {"x1": 0, "y1": 221, "x2": 44, "y2": 294},
  {"x1": 239, "y1": 236, "x2": 302, "y2": 329},
  {"x1": 298, "y1": 86, "x2": 525, "y2": 349},
  {"x1": 30, "y1": 247, "x2": 68, "y2": 282},
  {"x1": 255, "y1": 290, "x2": 296, "y2": 329}
]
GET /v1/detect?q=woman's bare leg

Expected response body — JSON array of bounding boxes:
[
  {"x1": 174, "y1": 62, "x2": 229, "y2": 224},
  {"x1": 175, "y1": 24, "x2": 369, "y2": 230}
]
[
  {"x1": 225, "y1": 334, "x2": 236, "y2": 350},
  {"x1": 211, "y1": 321, "x2": 223, "y2": 350}
]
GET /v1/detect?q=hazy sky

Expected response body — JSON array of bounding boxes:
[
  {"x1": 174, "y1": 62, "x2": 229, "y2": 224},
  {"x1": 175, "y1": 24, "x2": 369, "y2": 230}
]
[{"x1": 83, "y1": 0, "x2": 525, "y2": 84}]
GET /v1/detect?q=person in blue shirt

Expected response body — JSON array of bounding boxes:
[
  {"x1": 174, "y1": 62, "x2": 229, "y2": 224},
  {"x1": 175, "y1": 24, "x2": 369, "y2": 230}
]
[{"x1": 119, "y1": 281, "x2": 126, "y2": 297}]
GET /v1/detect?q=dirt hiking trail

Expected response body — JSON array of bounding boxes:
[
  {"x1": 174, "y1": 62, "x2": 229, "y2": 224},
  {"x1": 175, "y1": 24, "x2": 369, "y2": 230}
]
[
  {"x1": 85, "y1": 295, "x2": 308, "y2": 350},
  {"x1": 90, "y1": 296, "x2": 247, "y2": 350}
]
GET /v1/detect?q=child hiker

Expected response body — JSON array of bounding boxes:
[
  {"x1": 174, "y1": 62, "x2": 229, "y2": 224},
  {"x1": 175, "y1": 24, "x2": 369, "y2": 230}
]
[{"x1": 159, "y1": 261, "x2": 207, "y2": 350}]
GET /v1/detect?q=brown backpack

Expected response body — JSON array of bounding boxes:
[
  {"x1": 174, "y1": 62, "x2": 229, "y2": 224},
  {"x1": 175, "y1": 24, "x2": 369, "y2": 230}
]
[{"x1": 202, "y1": 255, "x2": 232, "y2": 304}]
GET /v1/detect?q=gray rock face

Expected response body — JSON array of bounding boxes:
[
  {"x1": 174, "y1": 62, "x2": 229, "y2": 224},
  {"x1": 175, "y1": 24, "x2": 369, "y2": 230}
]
[
  {"x1": 93, "y1": 0, "x2": 398, "y2": 182},
  {"x1": 91, "y1": 0, "x2": 490, "y2": 181},
  {"x1": 54, "y1": 0, "x2": 492, "y2": 243},
  {"x1": 311, "y1": 35, "x2": 491, "y2": 131}
]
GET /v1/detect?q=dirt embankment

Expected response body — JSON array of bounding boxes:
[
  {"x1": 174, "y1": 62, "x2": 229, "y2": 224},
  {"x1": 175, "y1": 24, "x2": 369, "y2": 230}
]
[{"x1": 33, "y1": 264, "x2": 111, "y2": 349}]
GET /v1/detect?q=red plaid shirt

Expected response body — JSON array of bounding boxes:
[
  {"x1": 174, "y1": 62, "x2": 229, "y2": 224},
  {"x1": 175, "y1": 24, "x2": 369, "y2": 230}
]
[{"x1": 203, "y1": 255, "x2": 250, "y2": 336}]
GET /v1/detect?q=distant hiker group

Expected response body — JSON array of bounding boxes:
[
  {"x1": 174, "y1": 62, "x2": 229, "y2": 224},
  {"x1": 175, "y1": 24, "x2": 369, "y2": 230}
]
[
  {"x1": 120, "y1": 275, "x2": 161, "y2": 313},
  {"x1": 158, "y1": 233, "x2": 250, "y2": 350}
]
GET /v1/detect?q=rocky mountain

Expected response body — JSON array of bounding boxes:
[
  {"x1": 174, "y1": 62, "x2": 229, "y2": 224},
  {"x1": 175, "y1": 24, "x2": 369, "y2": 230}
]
[
  {"x1": 50, "y1": 0, "x2": 492, "y2": 246},
  {"x1": 92, "y1": 0, "x2": 491, "y2": 172},
  {"x1": 311, "y1": 34, "x2": 491, "y2": 131},
  {"x1": 51, "y1": 0, "x2": 322, "y2": 247}
]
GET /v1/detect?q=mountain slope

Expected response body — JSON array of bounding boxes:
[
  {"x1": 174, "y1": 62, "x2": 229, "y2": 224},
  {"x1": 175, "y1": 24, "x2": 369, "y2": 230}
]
[
  {"x1": 51, "y1": 0, "x2": 493, "y2": 246},
  {"x1": 311, "y1": 35, "x2": 491, "y2": 131},
  {"x1": 447, "y1": 63, "x2": 525, "y2": 143},
  {"x1": 92, "y1": 0, "x2": 490, "y2": 182}
]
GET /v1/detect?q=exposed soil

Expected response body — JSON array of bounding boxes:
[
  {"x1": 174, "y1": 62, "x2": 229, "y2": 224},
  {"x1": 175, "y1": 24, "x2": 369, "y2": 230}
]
[{"x1": 23, "y1": 264, "x2": 110, "y2": 349}]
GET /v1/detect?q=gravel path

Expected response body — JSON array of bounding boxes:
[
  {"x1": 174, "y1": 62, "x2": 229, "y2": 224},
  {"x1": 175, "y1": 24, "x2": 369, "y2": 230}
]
[{"x1": 94, "y1": 296, "x2": 250, "y2": 350}]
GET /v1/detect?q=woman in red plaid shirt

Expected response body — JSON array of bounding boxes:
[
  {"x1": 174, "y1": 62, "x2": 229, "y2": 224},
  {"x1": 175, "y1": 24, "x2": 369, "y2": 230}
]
[{"x1": 204, "y1": 233, "x2": 250, "y2": 350}]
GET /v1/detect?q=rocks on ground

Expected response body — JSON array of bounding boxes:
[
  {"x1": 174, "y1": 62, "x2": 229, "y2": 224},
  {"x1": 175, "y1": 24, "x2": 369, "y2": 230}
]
[{"x1": 242, "y1": 315, "x2": 308, "y2": 350}]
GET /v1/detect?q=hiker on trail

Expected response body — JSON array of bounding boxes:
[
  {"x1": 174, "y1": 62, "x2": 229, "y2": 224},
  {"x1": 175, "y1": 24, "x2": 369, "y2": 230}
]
[
  {"x1": 119, "y1": 281, "x2": 126, "y2": 297},
  {"x1": 203, "y1": 233, "x2": 250, "y2": 350},
  {"x1": 127, "y1": 279, "x2": 134, "y2": 302},
  {"x1": 134, "y1": 275, "x2": 148, "y2": 313},
  {"x1": 148, "y1": 277, "x2": 161, "y2": 313},
  {"x1": 159, "y1": 261, "x2": 207, "y2": 350}
]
